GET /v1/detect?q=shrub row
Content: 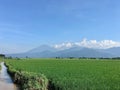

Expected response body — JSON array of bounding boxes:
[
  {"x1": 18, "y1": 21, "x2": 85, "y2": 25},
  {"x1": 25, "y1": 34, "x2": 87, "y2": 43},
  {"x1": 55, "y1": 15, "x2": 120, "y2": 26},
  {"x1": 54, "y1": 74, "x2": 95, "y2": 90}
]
[{"x1": 5, "y1": 63, "x2": 49, "y2": 90}]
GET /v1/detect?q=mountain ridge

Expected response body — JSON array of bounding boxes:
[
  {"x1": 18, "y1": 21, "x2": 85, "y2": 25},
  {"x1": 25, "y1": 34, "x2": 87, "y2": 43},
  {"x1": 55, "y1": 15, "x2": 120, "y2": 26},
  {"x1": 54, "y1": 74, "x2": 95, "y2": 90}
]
[{"x1": 6, "y1": 45, "x2": 120, "y2": 58}]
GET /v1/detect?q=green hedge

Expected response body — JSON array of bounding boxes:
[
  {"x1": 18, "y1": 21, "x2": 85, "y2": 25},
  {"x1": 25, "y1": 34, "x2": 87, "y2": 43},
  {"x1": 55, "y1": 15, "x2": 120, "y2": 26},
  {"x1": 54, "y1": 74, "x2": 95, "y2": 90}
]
[{"x1": 5, "y1": 63, "x2": 48, "y2": 90}]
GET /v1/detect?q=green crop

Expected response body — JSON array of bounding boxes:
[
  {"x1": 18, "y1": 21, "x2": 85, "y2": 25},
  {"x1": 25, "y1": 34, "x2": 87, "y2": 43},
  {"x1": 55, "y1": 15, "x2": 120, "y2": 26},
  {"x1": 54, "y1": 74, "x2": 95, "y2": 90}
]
[{"x1": 5, "y1": 59, "x2": 120, "y2": 90}]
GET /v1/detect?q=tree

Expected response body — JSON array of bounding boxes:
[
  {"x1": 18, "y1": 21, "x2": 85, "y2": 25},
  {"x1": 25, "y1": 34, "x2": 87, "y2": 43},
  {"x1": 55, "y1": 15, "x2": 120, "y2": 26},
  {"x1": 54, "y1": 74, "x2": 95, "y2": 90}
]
[{"x1": 0, "y1": 54, "x2": 5, "y2": 59}]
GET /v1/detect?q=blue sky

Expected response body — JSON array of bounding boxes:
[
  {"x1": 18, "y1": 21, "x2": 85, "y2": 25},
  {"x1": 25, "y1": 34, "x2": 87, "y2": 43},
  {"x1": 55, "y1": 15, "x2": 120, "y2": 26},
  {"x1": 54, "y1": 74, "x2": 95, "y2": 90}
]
[{"x1": 0, "y1": 0, "x2": 120, "y2": 53}]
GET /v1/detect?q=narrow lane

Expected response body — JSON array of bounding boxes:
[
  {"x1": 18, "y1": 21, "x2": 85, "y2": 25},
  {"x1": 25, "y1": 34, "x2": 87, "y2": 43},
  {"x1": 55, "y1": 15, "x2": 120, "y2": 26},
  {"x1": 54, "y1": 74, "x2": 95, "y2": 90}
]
[{"x1": 0, "y1": 62, "x2": 18, "y2": 90}]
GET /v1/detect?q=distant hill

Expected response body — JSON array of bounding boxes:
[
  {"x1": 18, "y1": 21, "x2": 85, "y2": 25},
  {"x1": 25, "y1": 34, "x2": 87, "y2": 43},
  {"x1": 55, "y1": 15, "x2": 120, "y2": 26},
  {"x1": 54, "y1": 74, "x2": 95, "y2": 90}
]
[
  {"x1": 6, "y1": 45, "x2": 120, "y2": 58},
  {"x1": 54, "y1": 47, "x2": 114, "y2": 58},
  {"x1": 104, "y1": 47, "x2": 120, "y2": 56},
  {"x1": 27, "y1": 45, "x2": 57, "y2": 53}
]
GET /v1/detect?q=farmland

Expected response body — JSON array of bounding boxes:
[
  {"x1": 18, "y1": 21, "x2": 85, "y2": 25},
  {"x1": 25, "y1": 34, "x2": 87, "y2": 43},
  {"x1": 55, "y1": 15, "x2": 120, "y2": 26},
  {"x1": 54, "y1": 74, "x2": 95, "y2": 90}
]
[{"x1": 5, "y1": 59, "x2": 120, "y2": 90}]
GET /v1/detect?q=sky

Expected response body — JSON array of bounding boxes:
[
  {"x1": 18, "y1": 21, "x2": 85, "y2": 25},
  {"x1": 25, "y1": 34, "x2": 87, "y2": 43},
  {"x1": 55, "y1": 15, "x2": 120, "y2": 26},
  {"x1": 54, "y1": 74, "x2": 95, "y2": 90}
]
[{"x1": 0, "y1": 0, "x2": 120, "y2": 54}]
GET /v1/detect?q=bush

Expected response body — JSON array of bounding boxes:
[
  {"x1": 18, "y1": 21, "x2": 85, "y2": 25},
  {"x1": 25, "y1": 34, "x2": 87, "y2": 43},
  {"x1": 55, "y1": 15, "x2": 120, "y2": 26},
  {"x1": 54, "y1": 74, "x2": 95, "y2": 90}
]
[{"x1": 6, "y1": 63, "x2": 48, "y2": 90}]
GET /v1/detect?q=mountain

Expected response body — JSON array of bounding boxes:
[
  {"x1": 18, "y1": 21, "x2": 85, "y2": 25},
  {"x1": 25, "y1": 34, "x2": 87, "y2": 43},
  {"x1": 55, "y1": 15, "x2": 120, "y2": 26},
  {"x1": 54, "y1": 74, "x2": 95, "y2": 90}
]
[
  {"x1": 6, "y1": 45, "x2": 120, "y2": 58},
  {"x1": 6, "y1": 45, "x2": 57, "y2": 58},
  {"x1": 53, "y1": 47, "x2": 114, "y2": 58},
  {"x1": 27, "y1": 45, "x2": 57, "y2": 53},
  {"x1": 103, "y1": 47, "x2": 120, "y2": 57}
]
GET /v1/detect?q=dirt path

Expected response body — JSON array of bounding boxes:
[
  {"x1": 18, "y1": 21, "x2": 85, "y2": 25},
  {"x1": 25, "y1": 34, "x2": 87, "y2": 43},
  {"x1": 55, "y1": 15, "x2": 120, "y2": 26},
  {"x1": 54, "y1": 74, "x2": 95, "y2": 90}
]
[{"x1": 0, "y1": 62, "x2": 19, "y2": 90}]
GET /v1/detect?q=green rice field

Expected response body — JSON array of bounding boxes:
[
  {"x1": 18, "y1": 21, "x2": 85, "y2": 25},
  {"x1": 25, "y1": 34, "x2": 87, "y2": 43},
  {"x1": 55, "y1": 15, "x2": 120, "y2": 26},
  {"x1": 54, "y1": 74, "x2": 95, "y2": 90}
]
[{"x1": 5, "y1": 59, "x2": 120, "y2": 90}]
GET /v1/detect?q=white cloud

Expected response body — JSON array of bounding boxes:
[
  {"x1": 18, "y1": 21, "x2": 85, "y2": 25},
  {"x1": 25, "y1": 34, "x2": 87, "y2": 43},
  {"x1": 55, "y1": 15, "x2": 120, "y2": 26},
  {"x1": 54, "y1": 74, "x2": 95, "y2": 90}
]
[
  {"x1": 54, "y1": 39, "x2": 120, "y2": 49},
  {"x1": 54, "y1": 42, "x2": 73, "y2": 50}
]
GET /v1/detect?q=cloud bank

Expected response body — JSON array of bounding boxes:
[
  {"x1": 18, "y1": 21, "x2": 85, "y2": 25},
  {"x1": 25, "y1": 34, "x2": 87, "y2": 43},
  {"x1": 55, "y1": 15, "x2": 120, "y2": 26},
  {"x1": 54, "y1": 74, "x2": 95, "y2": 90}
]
[{"x1": 54, "y1": 39, "x2": 120, "y2": 49}]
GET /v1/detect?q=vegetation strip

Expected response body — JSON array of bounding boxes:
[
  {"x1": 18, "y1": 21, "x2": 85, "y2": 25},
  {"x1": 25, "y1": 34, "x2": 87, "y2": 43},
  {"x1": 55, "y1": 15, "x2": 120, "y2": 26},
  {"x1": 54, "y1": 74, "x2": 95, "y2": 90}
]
[{"x1": 5, "y1": 63, "x2": 49, "y2": 90}]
